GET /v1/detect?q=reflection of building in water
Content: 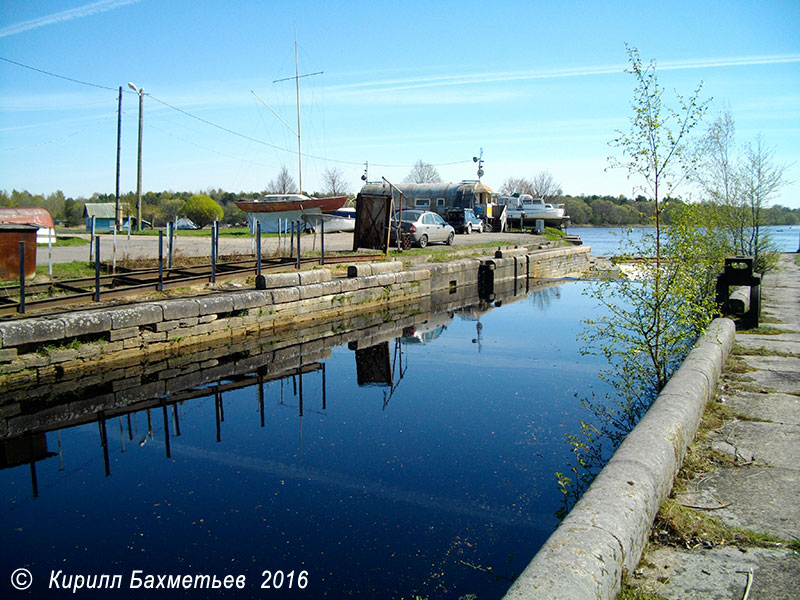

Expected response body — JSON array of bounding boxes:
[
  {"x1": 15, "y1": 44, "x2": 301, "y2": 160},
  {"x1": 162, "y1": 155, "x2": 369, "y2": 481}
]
[
  {"x1": 350, "y1": 339, "x2": 407, "y2": 410},
  {"x1": 0, "y1": 433, "x2": 57, "y2": 498}
]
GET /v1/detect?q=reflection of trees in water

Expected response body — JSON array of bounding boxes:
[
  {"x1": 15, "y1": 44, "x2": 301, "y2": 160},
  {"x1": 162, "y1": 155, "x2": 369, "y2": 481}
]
[
  {"x1": 527, "y1": 286, "x2": 561, "y2": 311},
  {"x1": 556, "y1": 385, "x2": 658, "y2": 520}
]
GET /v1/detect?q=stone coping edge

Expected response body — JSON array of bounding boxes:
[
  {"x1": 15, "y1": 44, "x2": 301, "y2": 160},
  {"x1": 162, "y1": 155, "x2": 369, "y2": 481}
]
[{"x1": 502, "y1": 317, "x2": 736, "y2": 600}]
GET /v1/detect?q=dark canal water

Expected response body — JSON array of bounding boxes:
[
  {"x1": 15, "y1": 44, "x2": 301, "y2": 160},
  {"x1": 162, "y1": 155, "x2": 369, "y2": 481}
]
[{"x1": 1, "y1": 281, "x2": 618, "y2": 599}]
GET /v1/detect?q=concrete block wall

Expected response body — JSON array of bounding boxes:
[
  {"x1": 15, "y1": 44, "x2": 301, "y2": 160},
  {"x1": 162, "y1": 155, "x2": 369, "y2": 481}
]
[{"x1": 502, "y1": 318, "x2": 736, "y2": 600}]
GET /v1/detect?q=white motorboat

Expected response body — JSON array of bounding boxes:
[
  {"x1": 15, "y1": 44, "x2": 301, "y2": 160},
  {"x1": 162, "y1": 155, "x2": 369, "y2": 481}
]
[{"x1": 497, "y1": 194, "x2": 565, "y2": 220}]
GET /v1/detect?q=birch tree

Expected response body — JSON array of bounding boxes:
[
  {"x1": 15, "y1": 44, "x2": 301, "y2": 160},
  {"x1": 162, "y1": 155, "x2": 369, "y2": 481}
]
[{"x1": 596, "y1": 44, "x2": 710, "y2": 393}]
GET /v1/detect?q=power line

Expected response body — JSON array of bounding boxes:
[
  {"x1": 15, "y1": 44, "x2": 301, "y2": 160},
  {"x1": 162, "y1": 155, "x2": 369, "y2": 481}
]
[
  {"x1": 0, "y1": 55, "x2": 117, "y2": 91},
  {"x1": 0, "y1": 54, "x2": 473, "y2": 170}
]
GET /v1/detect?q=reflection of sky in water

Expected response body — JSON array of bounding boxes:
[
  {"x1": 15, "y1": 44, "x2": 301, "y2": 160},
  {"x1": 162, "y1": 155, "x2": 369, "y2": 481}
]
[{"x1": 1, "y1": 282, "x2": 617, "y2": 599}]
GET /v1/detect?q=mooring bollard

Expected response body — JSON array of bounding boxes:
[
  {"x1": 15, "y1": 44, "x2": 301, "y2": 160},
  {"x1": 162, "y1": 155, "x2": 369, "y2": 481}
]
[
  {"x1": 18, "y1": 242, "x2": 25, "y2": 314},
  {"x1": 716, "y1": 256, "x2": 761, "y2": 329}
]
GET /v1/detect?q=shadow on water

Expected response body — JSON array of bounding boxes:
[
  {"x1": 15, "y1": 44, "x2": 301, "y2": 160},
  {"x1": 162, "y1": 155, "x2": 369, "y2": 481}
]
[{"x1": 1, "y1": 275, "x2": 609, "y2": 599}]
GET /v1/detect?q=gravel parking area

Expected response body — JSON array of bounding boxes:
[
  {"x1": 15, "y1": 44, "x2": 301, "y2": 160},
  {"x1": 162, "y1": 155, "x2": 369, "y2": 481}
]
[{"x1": 37, "y1": 230, "x2": 549, "y2": 265}]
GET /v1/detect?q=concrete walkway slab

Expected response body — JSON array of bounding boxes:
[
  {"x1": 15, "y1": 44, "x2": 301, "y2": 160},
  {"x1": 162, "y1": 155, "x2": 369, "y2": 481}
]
[
  {"x1": 710, "y1": 421, "x2": 800, "y2": 469},
  {"x1": 686, "y1": 466, "x2": 800, "y2": 539},
  {"x1": 723, "y1": 391, "x2": 800, "y2": 425},
  {"x1": 734, "y1": 334, "x2": 800, "y2": 355},
  {"x1": 634, "y1": 546, "x2": 800, "y2": 600}
]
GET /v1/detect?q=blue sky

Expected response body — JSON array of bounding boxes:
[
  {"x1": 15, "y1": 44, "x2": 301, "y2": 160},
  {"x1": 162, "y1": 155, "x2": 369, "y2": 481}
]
[{"x1": 1, "y1": 0, "x2": 799, "y2": 207}]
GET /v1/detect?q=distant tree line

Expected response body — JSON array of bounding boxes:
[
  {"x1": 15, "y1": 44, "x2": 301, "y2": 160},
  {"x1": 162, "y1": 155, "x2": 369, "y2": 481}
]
[
  {"x1": 0, "y1": 165, "x2": 355, "y2": 229},
  {"x1": 560, "y1": 194, "x2": 799, "y2": 227}
]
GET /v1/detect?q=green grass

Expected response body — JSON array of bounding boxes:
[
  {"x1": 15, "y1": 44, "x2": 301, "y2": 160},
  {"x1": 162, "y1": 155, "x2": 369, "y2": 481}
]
[
  {"x1": 544, "y1": 227, "x2": 566, "y2": 241},
  {"x1": 738, "y1": 325, "x2": 792, "y2": 335},
  {"x1": 0, "y1": 261, "x2": 96, "y2": 287},
  {"x1": 654, "y1": 499, "x2": 800, "y2": 551},
  {"x1": 617, "y1": 584, "x2": 668, "y2": 600},
  {"x1": 387, "y1": 241, "x2": 507, "y2": 259},
  {"x1": 40, "y1": 261, "x2": 97, "y2": 280}
]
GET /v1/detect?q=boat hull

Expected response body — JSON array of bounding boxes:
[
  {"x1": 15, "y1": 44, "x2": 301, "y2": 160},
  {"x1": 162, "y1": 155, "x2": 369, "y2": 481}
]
[
  {"x1": 504, "y1": 207, "x2": 565, "y2": 220},
  {"x1": 235, "y1": 195, "x2": 348, "y2": 213}
]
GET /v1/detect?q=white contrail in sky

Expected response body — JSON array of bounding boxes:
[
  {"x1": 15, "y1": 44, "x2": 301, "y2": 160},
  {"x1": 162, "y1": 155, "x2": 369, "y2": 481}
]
[
  {"x1": 0, "y1": 0, "x2": 141, "y2": 38},
  {"x1": 331, "y1": 54, "x2": 800, "y2": 95}
]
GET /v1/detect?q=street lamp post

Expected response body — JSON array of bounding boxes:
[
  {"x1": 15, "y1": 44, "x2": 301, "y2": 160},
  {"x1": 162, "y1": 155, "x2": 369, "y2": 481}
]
[{"x1": 128, "y1": 82, "x2": 144, "y2": 231}]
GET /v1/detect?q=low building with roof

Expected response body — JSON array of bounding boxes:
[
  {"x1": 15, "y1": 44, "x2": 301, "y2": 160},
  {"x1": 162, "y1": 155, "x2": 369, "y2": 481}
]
[
  {"x1": 0, "y1": 207, "x2": 57, "y2": 244},
  {"x1": 84, "y1": 203, "x2": 117, "y2": 231}
]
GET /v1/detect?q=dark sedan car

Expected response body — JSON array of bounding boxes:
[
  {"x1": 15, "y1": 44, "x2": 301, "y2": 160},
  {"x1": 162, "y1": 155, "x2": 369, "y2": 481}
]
[{"x1": 445, "y1": 208, "x2": 484, "y2": 234}]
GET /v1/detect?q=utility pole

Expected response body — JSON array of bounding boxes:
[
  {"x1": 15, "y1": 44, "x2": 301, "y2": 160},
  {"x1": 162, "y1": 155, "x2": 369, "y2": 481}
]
[{"x1": 128, "y1": 82, "x2": 144, "y2": 231}]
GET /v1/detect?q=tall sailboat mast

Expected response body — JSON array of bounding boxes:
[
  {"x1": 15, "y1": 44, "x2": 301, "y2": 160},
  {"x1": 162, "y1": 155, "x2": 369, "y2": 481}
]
[
  {"x1": 294, "y1": 29, "x2": 302, "y2": 193},
  {"x1": 254, "y1": 29, "x2": 322, "y2": 194}
]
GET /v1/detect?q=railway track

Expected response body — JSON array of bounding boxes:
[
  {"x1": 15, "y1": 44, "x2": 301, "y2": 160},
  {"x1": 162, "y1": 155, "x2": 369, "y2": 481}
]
[{"x1": 0, "y1": 253, "x2": 383, "y2": 318}]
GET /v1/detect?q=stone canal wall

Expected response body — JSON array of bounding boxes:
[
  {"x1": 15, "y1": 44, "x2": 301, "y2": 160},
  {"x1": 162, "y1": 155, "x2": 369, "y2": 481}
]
[
  {"x1": 502, "y1": 318, "x2": 737, "y2": 600},
  {"x1": 0, "y1": 246, "x2": 590, "y2": 411}
]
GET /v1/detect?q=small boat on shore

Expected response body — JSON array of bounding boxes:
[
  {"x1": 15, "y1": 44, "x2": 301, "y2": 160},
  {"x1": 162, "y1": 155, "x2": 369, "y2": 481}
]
[{"x1": 235, "y1": 193, "x2": 348, "y2": 213}]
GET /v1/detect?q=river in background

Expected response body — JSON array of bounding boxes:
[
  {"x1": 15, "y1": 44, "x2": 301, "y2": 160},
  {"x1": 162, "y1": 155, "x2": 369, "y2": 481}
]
[
  {"x1": 572, "y1": 224, "x2": 800, "y2": 257},
  {"x1": 1, "y1": 281, "x2": 620, "y2": 600}
]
